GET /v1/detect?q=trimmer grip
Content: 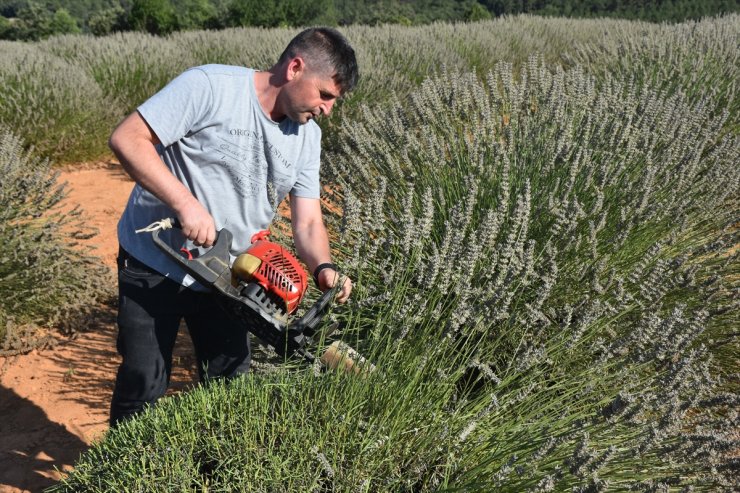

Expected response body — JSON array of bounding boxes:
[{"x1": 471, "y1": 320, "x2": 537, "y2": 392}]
[{"x1": 151, "y1": 220, "x2": 233, "y2": 288}]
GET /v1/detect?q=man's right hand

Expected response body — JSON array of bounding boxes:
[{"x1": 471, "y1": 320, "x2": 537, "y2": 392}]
[{"x1": 175, "y1": 196, "x2": 216, "y2": 248}]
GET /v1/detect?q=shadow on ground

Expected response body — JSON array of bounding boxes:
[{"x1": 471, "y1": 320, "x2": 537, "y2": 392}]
[
  {"x1": 0, "y1": 385, "x2": 88, "y2": 491},
  {"x1": 0, "y1": 301, "x2": 200, "y2": 492}
]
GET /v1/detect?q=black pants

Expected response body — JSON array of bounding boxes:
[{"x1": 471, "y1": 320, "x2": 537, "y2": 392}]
[{"x1": 109, "y1": 247, "x2": 251, "y2": 426}]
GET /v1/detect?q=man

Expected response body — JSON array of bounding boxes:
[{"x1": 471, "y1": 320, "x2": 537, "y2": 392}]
[{"x1": 108, "y1": 27, "x2": 358, "y2": 426}]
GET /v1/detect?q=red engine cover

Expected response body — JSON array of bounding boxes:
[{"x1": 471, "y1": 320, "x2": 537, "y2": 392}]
[{"x1": 245, "y1": 230, "x2": 307, "y2": 315}]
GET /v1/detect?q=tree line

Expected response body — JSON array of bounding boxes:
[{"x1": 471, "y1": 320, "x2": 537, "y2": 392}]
[{"x1": 1, "y1": 0, "x2": 738, "y2": 40}]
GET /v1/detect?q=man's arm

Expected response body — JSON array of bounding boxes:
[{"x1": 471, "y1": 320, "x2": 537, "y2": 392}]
[
  {"x1": 290, "y1": 195, "x2": 352, "y2": 303},
  {"x1": 109, "y1": 111, "x2": 216, "y2": 247}
]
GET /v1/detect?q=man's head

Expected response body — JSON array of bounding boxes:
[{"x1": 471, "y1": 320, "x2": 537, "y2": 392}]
[{"x1": 278, "y1": 27, "x2": 359, "y2": 97}]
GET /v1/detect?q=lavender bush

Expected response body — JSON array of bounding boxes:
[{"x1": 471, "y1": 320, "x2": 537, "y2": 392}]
[
  {"x1": 0, "y1": 128, "x2": 112, "y2": 354},
  {"x1": 319, "y1": 58, "x2": 738, "y2": 489},
  {"x1": 53, "y1": 53, "x2": 737, "y2": 490},
  {"x1": 38, "y1": 31, "x2": 196, "y2": 118},
  {"x1": 0, "y1": 41, "x2": 119, "y2": 162}
]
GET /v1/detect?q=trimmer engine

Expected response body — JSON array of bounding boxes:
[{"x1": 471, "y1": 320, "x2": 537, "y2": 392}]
[{"x1": 231, "y1": 230, "x2": 308, "y2": 319}]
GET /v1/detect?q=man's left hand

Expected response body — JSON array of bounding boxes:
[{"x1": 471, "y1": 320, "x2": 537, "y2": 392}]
[{"x1": 318, "y1": 269, "x2": 352, "y2": 304}]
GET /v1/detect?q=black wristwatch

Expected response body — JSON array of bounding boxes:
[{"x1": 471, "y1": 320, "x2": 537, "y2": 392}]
[{"x1": 313, "y1": 262, "x2": 338, "y2": 288}]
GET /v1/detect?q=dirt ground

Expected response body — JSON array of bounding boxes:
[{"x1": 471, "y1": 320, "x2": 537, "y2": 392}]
[{"x1": 0, "y1": 161, "x2": 199, "y2": 493}]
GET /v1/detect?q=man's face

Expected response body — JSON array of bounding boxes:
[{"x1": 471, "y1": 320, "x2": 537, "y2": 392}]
[{"x1": 282, "y1": 61, "x2": 342, "y2": 124}]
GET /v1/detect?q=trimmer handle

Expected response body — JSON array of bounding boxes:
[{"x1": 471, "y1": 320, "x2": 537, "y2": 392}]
[{"x1": 151, "y1": 218, "x2": 233, "y2": 291}]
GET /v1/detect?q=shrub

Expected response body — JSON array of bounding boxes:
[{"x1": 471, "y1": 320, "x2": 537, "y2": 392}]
[
  {"x1": 52, "y1": 58, "x2": 738, "y2": 490},
  {"x1": 171, "y1": 0, "x2": 218, "y2": 31},
  {"x1": 0, "y1": 41, "x2": 119, "y2": 162},
  {"x1": 5, "y1": 3, "x2": 80, "y2": 40},
  {"x1": 87, "y1": 5, "x2": 127, "y2": 36},
  {"x1": 169, "y1": 27, "x2": 291, "y2": 69},
  {"x1": 467, "y1": 2, "x2": 491, "y2": 21},
  {"x1": 129, "y1": 0, "x2": 177, "y2": 35},
  {"x1": 566, "y1": 13, "x2": 740, "y2": 120},
  {"x1": 0, "y1": 128, "x2": 112, "y2": 354},
  {"x1": 323, "y1": 59, "x2": 739, "y2": 488},
  {"x1": 37, "y1": 31, "x2": 196, "y2": 115}
]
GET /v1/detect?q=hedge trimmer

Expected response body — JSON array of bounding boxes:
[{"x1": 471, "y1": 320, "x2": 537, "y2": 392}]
[{"x1": 141, "y1": 218, "x2": 372, "y2": 372}]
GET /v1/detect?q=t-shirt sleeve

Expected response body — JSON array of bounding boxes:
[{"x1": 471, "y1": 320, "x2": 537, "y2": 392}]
[
  {"x1": 291, "y1": 158, "x2": 321, "y2": 199},
  {"x1": 290, "y1": 126, "x2": 322, "y2": 199},
  {"x1": 137, "y1": 68, "x2": 214, "y2": 147}
]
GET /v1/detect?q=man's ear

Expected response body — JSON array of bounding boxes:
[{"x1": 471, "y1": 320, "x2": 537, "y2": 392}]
[{"x1": 286, "y1": 57, "x2": 306, "y2": 81}]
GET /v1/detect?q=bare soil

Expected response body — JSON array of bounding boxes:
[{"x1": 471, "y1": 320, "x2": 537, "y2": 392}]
[{"x1": 0, "y1": 161, "x2": 199, "y2": 493}]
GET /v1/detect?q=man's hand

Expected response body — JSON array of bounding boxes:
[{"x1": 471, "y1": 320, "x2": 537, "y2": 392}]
[
  {"x1": 174, "y1": 195, "x2": 216, "y2": 247},
  {"x1": 317, "y1": 268, "x2": 353, "y2": 304}
]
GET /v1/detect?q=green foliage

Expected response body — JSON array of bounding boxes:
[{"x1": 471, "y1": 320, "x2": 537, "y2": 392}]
[
  {"x1": 3, "y1": 2, "x2": 81, "y2": 40},
  {"x1": 279, "y1": 0, "x2": 335, "y2": 27},
  {"x1": 0, "y1": 128, "x2": 111, "y2": 355},
  {"x1": 171, "y1": 0, "x2": 215, "y2": 30},
  {"x1": 87, "y1": 4, "x2": 125, "y2": 35},
  {"x1": 129, "y1": 0, "x2": 177, "y2": 34},
  {"x1": 13, "y1": 2, "x2": 55, "y2": 39},
  {"x1": 325, "y1": 0, "x2": 486, "y2": 26},
  {"x1": 224, "y1": 0, "x2": 283, "y2": 28},
  {"x1": 0, "y1": 0, "x2": 23, "y2": 17},
  {"x1": 0, "y1": 14, "x2": 11, "y2": 37},
  {"x1": 51, "y1": 346, "x2": 480, "y2": 491},
  {"x1": 50, "y1": 7, "x2": 80, "y2": 33},
  {"x1": 3, "y1": 0, "x2": 739, "y2": 39},
  {"x1": 223, "y1": 0, "x2": 333, "y2": 29},
  {"x1": 0, "y1": 0, "x2": 122, "y2": 23},
  {"x1": 482, "y1": 0, "x2": 740, "y2": 21},
  {"x1": 468, "y1": 1, "x2": 492, "y2": 21}
]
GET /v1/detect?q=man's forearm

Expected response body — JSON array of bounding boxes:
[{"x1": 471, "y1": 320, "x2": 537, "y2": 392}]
[
  {"x1": 293, "y1": 220, "x2": 332, "y2": 275},
  {"x1": 109, "y1": 111, "x2": 216, "y2": 246},
  {"x1": 290, "y1": 195, "x2": 352, "y2": 302},
  {"x1": 109, "y1": 113, "x2": 195, "y2": 214}
]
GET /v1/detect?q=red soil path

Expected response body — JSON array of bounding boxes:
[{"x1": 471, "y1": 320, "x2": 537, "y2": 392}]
[{"x1": 0, "y1": 161, "x2": 199, "y2": 493}]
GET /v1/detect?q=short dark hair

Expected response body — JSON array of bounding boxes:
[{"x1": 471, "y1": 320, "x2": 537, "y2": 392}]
[{"x1": 279, "y1": 27, "x2": 359, "y2": 95}]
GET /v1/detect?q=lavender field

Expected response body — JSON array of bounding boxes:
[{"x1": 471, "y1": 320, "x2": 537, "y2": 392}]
[{"x1": 1, "y1": 14, "x2": 736, "y2": 492}]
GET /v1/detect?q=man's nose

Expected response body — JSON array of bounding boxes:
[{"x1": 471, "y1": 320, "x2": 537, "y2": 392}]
[{"x1": 321, "y1": 100, "x2": 336, "y2": 116}]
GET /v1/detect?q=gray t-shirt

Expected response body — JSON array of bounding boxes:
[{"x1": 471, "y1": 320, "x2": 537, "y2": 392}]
[{"x1": 117, "y1": 65, "x2": 322, "y2": 289}]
